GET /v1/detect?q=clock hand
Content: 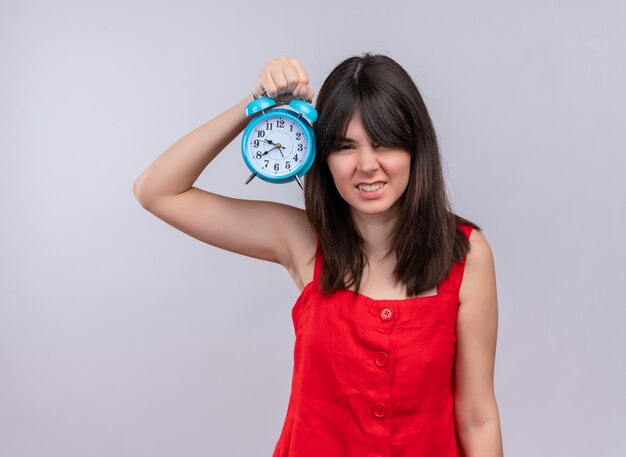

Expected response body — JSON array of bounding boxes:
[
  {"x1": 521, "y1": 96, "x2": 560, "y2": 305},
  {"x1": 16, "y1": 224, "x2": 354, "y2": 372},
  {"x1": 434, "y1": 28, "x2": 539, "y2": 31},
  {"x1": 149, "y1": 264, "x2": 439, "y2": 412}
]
[
  {"x1": 260, "y1": 142, "x2": 286, "y2": 157},
  {"x1": 261, "y1": 146, "x2": 278, "y2": 156},
  {"x1": 264, "y1": 139, "x2": 286, "y2": 150},
  {"x1": 274, "y1": 143, "x2": 285, "y2": 158}
]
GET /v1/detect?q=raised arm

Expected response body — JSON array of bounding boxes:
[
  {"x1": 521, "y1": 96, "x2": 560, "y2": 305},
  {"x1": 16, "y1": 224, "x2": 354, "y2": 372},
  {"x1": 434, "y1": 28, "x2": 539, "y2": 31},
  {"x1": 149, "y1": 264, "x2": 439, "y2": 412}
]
[{"x1": 132, "y1": 56, "x2": 317, "y2": 284}]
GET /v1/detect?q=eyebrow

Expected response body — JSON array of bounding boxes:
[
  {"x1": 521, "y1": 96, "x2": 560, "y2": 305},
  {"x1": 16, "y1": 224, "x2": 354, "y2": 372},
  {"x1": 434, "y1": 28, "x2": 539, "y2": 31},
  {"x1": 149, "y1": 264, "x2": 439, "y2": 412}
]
[{"x1": 338, "y1": 136, "x2": 380, "y2": 146}]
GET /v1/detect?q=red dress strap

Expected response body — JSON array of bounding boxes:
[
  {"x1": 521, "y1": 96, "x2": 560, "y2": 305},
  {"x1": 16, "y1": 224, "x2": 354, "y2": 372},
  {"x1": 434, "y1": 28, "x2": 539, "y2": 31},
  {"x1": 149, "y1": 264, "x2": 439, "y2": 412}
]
[
  {"x1": 459, "y1": 223, "x2": 474, "y2": 245},
  {"x1": 313, "y1": 238, "x2": 323, "y2": 282}
]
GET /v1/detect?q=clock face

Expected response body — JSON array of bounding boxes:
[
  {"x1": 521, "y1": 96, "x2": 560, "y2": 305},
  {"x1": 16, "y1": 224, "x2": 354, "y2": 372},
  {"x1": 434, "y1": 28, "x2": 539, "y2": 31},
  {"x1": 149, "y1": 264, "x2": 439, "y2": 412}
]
[{"x1": 244, "y1": 113, "x2": 311, "y2": 178}]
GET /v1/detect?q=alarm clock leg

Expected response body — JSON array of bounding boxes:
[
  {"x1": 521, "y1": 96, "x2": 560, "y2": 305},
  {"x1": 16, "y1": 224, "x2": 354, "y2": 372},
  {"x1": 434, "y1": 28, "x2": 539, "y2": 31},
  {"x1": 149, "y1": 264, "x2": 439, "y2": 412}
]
[
  {"x1": 245, "y1": 172, "x2": 257, "y2": 185},
  {"x1": 294, "y1": 175, "x2": 304, "y2": 190}
]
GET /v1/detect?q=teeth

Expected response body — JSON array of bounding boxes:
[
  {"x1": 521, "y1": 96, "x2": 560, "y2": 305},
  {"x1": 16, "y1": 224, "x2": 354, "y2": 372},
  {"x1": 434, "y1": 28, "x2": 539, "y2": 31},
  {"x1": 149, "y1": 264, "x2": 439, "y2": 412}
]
[{"x1": 358, "y1": 182, "x2": 384, "y2": 192}]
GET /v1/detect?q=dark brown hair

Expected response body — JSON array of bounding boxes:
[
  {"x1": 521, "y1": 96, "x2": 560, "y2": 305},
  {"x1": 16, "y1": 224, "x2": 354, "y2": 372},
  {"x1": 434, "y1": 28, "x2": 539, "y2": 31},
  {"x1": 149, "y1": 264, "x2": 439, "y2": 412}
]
[{"x1": 304, "y1": 52, "x2": 481, "y2": 297}]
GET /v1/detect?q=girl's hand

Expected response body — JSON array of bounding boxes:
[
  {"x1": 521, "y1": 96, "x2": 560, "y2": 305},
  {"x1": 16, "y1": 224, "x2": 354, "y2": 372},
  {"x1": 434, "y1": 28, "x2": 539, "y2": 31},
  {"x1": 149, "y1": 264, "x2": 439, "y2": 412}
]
[{"x1": 252, "y1": 55, "x2": 315, "y2": 103}]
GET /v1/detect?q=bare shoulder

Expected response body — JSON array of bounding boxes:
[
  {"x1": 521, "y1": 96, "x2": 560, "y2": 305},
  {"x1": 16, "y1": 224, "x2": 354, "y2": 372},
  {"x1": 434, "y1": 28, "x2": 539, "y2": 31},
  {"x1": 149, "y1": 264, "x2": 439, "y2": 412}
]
[{"x1": 459, "y1": 227, "x2": 496, "y2": 304}]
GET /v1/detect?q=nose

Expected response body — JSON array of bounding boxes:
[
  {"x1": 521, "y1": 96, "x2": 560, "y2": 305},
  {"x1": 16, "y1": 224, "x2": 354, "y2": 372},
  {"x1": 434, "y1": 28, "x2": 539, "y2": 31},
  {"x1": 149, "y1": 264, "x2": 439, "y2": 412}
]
[{"x1": 356, "y1": 147, "x2": 379, "y2": 174}]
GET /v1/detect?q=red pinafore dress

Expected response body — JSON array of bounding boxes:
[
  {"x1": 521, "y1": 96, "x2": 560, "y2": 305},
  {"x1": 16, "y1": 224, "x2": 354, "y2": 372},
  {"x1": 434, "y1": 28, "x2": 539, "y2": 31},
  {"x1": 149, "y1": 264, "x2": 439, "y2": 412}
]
[{"x1": 272, "y1": 224, "x2": 474, "y2": 457}]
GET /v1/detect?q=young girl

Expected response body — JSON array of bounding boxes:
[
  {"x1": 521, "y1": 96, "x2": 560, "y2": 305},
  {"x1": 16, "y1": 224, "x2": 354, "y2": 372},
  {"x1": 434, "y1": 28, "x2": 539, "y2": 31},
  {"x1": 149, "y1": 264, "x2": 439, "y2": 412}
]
[{"x1": 133, "y1": 53, "x2": 503, "y2": 457}]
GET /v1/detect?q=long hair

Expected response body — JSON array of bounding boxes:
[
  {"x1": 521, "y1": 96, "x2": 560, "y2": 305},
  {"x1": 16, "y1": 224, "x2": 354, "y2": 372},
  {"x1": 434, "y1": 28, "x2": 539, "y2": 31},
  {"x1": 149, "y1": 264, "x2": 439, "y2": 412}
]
[{"x1": 304, "y1": 52, "x2": 481, "y2": 297}]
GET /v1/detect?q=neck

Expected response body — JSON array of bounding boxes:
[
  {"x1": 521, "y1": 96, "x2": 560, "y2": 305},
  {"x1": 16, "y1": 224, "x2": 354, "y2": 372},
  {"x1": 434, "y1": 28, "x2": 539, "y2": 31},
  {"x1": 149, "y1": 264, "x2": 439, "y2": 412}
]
[{"x1": 351, "y1": 208, "x2": 399, "y2": 261}]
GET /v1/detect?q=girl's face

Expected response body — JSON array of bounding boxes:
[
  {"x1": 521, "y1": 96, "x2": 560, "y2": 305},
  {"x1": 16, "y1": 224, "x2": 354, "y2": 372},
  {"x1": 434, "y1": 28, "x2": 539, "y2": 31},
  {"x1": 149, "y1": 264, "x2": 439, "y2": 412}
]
[{"x1": 327, "y1": 113, "x2": 412, "y2": 218}]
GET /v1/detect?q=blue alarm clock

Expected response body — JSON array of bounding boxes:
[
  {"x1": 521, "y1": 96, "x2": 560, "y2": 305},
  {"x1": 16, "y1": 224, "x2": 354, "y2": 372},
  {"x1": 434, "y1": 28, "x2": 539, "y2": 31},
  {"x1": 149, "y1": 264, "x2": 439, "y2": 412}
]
[{"x1": 241, "y1": 93, "x2": 318, "y2": 189}]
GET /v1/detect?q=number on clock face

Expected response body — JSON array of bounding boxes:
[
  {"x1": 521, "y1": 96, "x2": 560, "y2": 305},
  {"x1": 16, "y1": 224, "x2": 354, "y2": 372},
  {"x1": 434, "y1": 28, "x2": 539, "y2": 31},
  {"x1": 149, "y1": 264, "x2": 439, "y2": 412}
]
[{"x1": 247, "y1": 115, "x2": 308, "y2": 176}]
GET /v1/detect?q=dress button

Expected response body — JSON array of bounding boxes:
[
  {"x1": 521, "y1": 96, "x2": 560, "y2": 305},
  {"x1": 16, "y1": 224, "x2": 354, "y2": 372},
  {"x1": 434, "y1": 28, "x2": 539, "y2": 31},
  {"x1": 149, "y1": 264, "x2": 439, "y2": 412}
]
[
  {"x1": 374, "y1": 351, "x2": 389, "y2": 367},
  {"x1": 379, "y1": 306, "x2": 394, "y2": 321},
  {"x1": 371, "y1": 403, "x2": 388, "y2": 418}
]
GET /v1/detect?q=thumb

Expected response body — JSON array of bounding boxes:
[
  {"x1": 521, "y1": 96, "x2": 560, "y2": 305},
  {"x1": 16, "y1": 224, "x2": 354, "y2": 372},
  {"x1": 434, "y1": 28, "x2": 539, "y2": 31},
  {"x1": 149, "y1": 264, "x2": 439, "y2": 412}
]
[
  {"x1": 298, "y1": 84, "x2": 314, "y2": 100},
  {"x1": 302, "y1": 85, "x2": 315, "y2": 100},
  {"x1": 252, "y1": 77, "x2": 266, "y2": 98}
]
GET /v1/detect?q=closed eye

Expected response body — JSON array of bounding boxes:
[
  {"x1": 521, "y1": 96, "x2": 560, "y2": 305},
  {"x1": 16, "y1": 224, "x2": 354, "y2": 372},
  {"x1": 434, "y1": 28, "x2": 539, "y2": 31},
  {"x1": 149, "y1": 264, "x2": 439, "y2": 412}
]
[{"x1": 337, "y1": 144, "x2": 383, "y2": 150}]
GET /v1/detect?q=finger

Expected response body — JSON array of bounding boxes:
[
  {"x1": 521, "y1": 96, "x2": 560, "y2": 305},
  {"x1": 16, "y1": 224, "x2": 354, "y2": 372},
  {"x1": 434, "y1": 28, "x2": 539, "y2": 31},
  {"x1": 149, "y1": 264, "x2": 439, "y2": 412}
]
[
  {"x1": 290, "y1": 58, "x2": 314, "y2": 99},
  {"x1": 279, "y1": 58, "x2": 300, "y2": 96},
  {"x1": 260, "y1": 66, "x2": 278, "y2": 98},
  {"x1": 268, "y1": 63, "x2": 289, "y2": 98}
]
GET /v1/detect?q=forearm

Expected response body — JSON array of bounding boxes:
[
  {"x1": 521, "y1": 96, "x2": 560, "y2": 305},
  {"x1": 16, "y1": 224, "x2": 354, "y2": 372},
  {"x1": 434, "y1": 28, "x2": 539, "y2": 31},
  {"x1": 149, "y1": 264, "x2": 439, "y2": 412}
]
[
  {"x1": 133, "y1": 91, "x2": 256, "y2": 205},
  {"x1": 456, "y1": 417, "x2": 504, "y2": 457}
]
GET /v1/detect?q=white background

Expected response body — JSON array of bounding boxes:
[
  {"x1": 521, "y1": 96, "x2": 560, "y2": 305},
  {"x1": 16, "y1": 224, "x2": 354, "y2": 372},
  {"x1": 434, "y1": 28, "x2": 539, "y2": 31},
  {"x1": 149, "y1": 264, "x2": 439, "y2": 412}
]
[{"x1": 1, "y1": 1, "x2": 625, "y2": 456}]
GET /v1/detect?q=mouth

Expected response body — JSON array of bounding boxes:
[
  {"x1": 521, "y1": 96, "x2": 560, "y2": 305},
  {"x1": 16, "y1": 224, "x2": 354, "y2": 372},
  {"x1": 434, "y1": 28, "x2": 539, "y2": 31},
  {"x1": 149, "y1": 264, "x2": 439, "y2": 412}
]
[{"x1": 356, "y1": 182, "x2": 386, "y2": 192}]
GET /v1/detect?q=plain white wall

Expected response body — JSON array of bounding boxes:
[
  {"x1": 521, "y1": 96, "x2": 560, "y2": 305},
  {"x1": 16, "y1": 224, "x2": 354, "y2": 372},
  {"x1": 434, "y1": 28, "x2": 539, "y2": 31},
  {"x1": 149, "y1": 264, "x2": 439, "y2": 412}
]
[{"x1": 1, "y1": 0, "x2": 625, "y2": 456}]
